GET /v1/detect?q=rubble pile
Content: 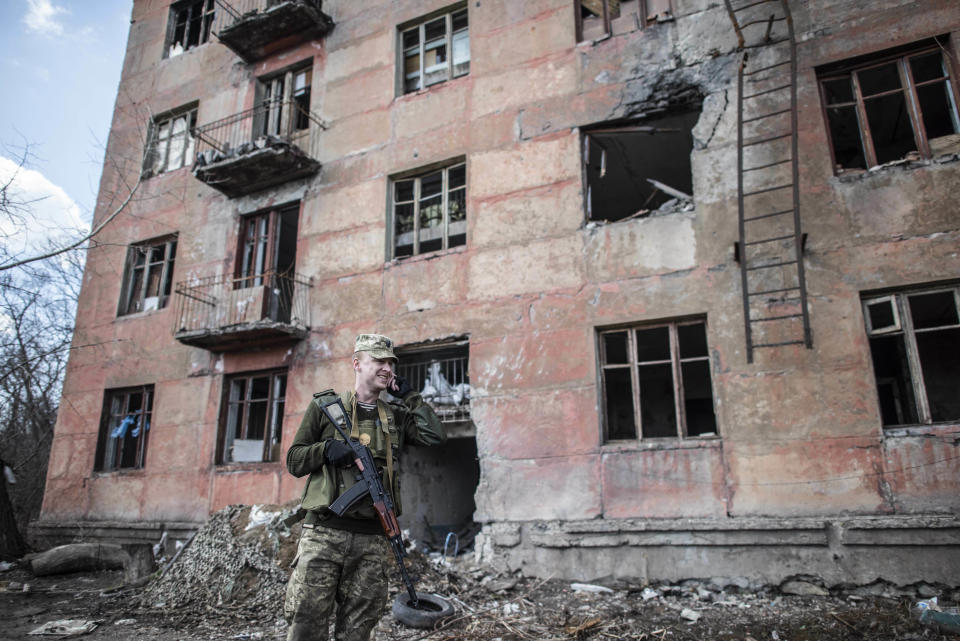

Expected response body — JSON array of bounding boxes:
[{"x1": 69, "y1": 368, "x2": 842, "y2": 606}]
[
  {"x1": 120, "y1": 505, "x2": 959, "y2": 640},
  {"x1": 378, "y1": 569, "x2": 960, "y2": 641},
  {"x1": 138, "y1": 504, "x2": 297, "y2": 618}
]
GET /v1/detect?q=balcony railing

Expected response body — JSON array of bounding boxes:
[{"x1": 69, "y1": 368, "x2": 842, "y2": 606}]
[
  {"x1": 215, "y1": 0, "x2": 333, "y2": 62},
  {"x1": 192, "y1": 99, "x2": 321, "y2": 197},
  {"x1": 173, "y1": 271, "x2": 311, "y2": 351},
  {"x1": 397, "y1": 353, "x2": 471, "y2": 424}
]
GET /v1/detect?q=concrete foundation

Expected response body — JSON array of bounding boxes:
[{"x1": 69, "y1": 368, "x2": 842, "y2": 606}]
[{"x1": 479, "y1": 515, "x2": 960, "y2": 586}]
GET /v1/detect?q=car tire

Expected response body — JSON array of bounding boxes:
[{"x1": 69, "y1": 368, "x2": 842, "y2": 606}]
[{"x1": 391, "y1": 592, "x2": 455, "y2": 628}]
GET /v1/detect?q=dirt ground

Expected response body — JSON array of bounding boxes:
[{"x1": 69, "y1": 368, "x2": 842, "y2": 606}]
[
  {"x1": 2, "y1": 556, "x2": 956, "y2": 641},
  {"x1": 3, "y1": 506, "x2": 955, "y2": 640}
]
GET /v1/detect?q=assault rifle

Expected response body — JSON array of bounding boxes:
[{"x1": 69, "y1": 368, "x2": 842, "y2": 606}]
[{"x1": 315, "y1": 397, "x2": 419, "y2": 607}]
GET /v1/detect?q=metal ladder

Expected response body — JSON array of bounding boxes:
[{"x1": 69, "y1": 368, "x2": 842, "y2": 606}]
[{"x1": 723, "y1": 0, "x2": 812, "y2": 363}]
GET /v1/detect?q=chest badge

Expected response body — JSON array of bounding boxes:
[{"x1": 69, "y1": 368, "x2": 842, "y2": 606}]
[{"x1": 358, "y1": 433, "x2": 372, "y2": 446}]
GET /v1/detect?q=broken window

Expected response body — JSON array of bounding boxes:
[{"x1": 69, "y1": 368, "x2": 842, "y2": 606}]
[
  {"x1": 255, "y1": 63, "x2": 313, "y2": 139},
  {"x1": 576, "y1": 0, "x2": 673, "y2": 42},
  {"x1": 219, "y1": 370, "x2": 287, "y2": 464},
  {"x1": 144, "y1": 106, "x2": 198, "y2": 177},
  {"x1": 118, "y1": 236, "x2": 177, "y2": 316},
  {"x1": 236, "y1": 204, "x2": 299, "y2": 289},
  {"x1": 391, "y1": 161, "x2": 466, "y2": 258},
  {"x1": 599, "y1": 320, "x2": 717, "y2": 442},
  {"x1": 818, "y1": 40, "x2": 960, "y2": 173},
  {"x1": 863, "y1": 285, "x2": 960, "y2": 428},
  {"x1": 583, "y1": 111, "x2": 698, "y2": 222},
  {"x1": 395, "y1": 340, "x2": 471, "y2": 424},
  {"x1": 166, "y1": 0, "x2": 215, "y2": 58},
  {"x1": 95, "y1": 385, "x2": 153, "y2": 472},
  {"x1": 400, "y1": 5, "x2": 470, "y2": 94}
]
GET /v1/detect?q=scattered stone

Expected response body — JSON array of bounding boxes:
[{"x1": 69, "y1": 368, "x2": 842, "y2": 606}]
[
  {"x1": 916, "y1": 583, "x2": 940, "y2": 598},
  {"x1": 709, "y1": 576, "x2": 751, "y2": 591},
  {"x1": 850, "y1": 581, "x2": 896, "y2": 598},
  {"x1": 30, "y1": 544, "x2": 127, "y2": 577},
  {"x1": 571, "y1": 582, "x2": 614, "y2": 594},
  {"x1": 28, "y1": 619, "x2": 99, "y2": 636},
  {"x1": 680, "y1": 608, "x2": 701, "y2": 622},
  {"x1": 484, "y1": 576, "x2": 519, "y2": 594},
  {"x1": 640, "y1": 587, "x2": 660, "y2": 601},
  {"x1": 781, "y1": 580, "x2": 829, "y2": 596}
]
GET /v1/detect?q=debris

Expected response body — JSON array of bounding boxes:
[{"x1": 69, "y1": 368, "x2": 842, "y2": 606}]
[
  {"x1": 641, "y1": 587, "x2": 660, "y2": 601},
  {"x1": 781, "y1": 580, "x2": 830, "y2": 596},
  {"x1": 483, "y1": 576, "x2": 519, "y2": 593},
  {"x1": 138, "y1": 504, "x2": 293, "y2": 615},
  {"x1": 680, "y1": 607, "x2": 701, "y2": 622},
  {"x1": 0, "y1": 561, "x2": 14, "y2": 572},
  {"x1": 709, "y1": 576, "x2": 751, "y2": 591},
  {"x1": 571, "y1": 582, "x2": 615, "y2": 594},
  {"x1": 27, "y1": 619, "x2": 99, "y2": 636},
  {"x1": 113, "y1": 619, "x2": 136, "y2": 625},
  {"x1": 646, "y1": 177, "x2": 692, "y2": 202},
  {"x1": 244, "y1": 504, "x2": 281, "y2": 531},
  {"x1": 30, "y1": 544, "x2": 127, "y2": 577},
  {"x1": 564, "y1": 616, "x2": 602, "y2": 636},
  {"x1": 917, "y1": 607, "x2": 960, "y2": 635}
]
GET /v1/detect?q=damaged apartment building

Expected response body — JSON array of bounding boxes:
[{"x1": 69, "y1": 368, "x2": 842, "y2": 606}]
[{"x1": 34, "y1": 0, "x2": 960, "y2": 586}]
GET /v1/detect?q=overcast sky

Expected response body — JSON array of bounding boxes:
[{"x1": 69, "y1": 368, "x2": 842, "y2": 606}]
[{"x1": 0, "y1": 0, "x2": 132, "y2": 242}]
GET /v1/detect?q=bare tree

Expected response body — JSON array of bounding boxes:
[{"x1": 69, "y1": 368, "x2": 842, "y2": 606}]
[
  {"x1": 0, "y1": 142, "x2": 90, "y2": 558},
  {"x1": 0, "y1": 97, "x2": 169, "y2": 557},
  {"x1": 0, "y1": 243, "x2": 83, "y2": 559}
]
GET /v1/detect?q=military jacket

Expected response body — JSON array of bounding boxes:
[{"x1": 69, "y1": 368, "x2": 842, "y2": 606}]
[{"x1": 286, "y1": 389, "x2": 445, "y2": 520}]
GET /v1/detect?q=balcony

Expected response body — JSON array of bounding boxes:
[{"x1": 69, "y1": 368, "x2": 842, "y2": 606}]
[
  {"x1": 215, "y1": 0, "x2": 333, "y2": 63},
  {"x1": 396, "y1": 342, "x2": 472, "y2": 436},
  {"x1": 173, "y1": 271, "x2": 311, "y2": 351},
  {"x1": 192, "y1": 99, "x2": 321, "y2": 197}
]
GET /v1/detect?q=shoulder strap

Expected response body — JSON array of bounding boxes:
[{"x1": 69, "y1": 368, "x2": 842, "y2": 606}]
[
  {"x1": 311, "y1": 388, "x2": 339, "y2": 409},
  {"x1": 376, "y1": 400, "x2": 394, "y2": 489}
]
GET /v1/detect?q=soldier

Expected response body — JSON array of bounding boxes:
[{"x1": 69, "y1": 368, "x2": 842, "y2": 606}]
[{"x1": 284, "y1": 334, "x2": 446, "y2": 641}]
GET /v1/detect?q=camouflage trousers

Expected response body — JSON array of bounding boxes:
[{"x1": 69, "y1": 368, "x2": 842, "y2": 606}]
[{"x1": 284, "y1": 525, "x2": 391, "y2": 641}]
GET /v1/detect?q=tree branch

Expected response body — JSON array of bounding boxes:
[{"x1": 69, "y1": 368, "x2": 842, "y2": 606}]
[{"x1": 0, "y1": 171, "x2": 142, "y2": 272}]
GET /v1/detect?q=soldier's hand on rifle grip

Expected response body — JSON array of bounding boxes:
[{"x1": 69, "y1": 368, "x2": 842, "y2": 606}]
[
  {"x1": 323, "y1": 439, "x2": 355, "y2": 467},
  {"x1": 391, "y1": 374, "x2": 413, "y2": 398}
]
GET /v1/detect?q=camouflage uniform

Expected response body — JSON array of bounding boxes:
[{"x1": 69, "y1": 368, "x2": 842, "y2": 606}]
[
  {"x1": 283, "y1": 527, "x2": 391, "y2": 641},
  {"x1": 284, "y1": 334, "x2": 445, "y2": 641}
]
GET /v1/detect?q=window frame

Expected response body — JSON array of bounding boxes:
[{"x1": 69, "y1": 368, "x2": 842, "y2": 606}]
[
  {"x1": 143, "y1": 105, "x2": 198, "y2": 178},
  {"x1": 165, "y1": 0, "x2": 216, "y2": 58},
  {"x1": 398, "y1": 4, "x2": 470, "y2": 95},
  {"x1": 389, "y1": 159, "x2": 467, "y2": 259},
  {"x1": 575, "y1": 0, "x2": 672, "y2": 42},
  {"x1": 117, "y1": 235, "x2": 178, "y2": 317},
  {"x1": 255, "y1": 61, "x2": 314, "y2": 139},
  {"x1": 863, "y1": 284, "x2": 960, "y2": 428},
  {"x1": 95, "y1": 385, "x2": 154, "y2": 472},
  {"x1": 581, "y1": 112, "x2": 698, "y2": 222},
  {"x1": 818, "y1": 41, "x2": 960, "y2": 173},
  {"x1": 598, "y1": 319, "x2": 718, "y2": 443},
  {"x1": 217, "y1": 369, "x2": 288, "y2": 465},
  {"x1": 235, "y1": 203, "x2": 300, "y2": 289}
]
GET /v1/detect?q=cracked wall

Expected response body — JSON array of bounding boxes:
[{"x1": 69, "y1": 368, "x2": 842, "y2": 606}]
[{"x1": 39, "y1": 0, "x2": 960, "y2": 585}]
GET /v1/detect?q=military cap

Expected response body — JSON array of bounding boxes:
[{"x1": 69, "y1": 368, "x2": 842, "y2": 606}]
[{"x1": 354, "y1": 333, "x2": 397, "y2": 361}]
